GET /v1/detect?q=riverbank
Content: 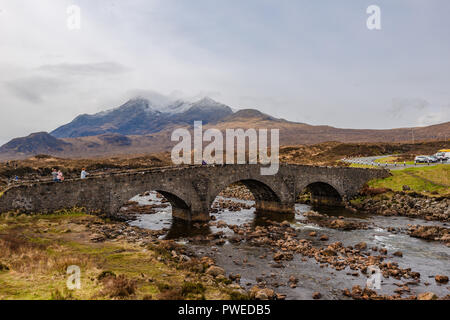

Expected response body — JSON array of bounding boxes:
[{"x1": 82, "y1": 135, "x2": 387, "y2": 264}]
[{"x1": 0, "y1": 211, "x2": 250, "y2": 300}]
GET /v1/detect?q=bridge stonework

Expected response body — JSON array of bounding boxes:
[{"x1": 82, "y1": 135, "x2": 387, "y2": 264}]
[{"x1": 0, "y1": 164, "x2": 390, "y2": 221}]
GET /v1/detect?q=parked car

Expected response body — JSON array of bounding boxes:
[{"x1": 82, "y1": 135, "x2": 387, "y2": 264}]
[
  {"x1": 427, "y1": 155, "x2": 439, "y2": 163},
  {"x1": 414, "y1": 156, "x2": 429, "y2": 163},
  {"x1": 435, "y1": 152, "x2": 450, "y2": 161}
]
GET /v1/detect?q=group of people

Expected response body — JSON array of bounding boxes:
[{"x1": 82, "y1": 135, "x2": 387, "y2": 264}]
[
  {"x1": 51, "y1": 169, "x2": 65, "y2": 182},
  {"x1": 51, "y1": 168, "x2": 89, "y2": 182}
]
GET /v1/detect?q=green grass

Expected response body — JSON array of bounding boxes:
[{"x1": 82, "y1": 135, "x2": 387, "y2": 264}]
[{"x1": 368, "y1": 165, "x2": 450, "y2": 195}]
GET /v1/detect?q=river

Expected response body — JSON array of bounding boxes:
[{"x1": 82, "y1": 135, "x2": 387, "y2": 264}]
[{"x1": 128, "y1": 192, "x2": 450, "y2": 299}]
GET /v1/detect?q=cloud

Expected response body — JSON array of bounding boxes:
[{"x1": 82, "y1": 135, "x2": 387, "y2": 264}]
[
  {"x1": 389, "y1": 98, "x2": 430, "y2": 119},
  {"x1": 417, "y1": 108, "x2": 450, "y2": 126},
  {"x1": 38, "y1": 62, "x2": 130, "y2": 76},
  {"x1": 0, "y1": 0, "x2": 450, "y2": 144},
  {"x1": 4, "y1": 76, "x2": 66, "y2": 103}
]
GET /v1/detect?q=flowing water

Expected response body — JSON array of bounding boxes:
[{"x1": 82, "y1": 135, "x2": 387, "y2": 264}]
[{"x1": 129, "y1": 192, "x2": 450, "y2": 300}]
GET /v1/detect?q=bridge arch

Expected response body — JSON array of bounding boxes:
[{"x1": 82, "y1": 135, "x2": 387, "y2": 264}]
[
  {"x1": 109, "y1": 181, "x2": 196, "y2": 221},
  {"x1": 209, "y1": 176, "x2": 293, "y2": 214},
  {"x1": 297, "y1": 181, "x2": 344, "y2": 206}
]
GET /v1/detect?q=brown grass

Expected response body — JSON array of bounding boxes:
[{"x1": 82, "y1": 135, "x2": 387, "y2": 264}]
[
  {"x1": 0, "y1": 231, "x2": 95, "y2": 274},
  {"x1": 157, "y1": 285, "x2": 184, "y2": 300},
  {"x1": 100, "y1": 274, "x2": 137, "y2": 298}
]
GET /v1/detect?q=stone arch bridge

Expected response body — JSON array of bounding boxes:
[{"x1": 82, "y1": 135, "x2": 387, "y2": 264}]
[{"x1": 0, "y1": 164, "x2": 389, "y2": 221}]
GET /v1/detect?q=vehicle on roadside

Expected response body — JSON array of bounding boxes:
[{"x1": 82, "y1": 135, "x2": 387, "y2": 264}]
[
  {"x1": 435, "y1": 149, "x2": 450, "y2": 161},
  {"x1": 434, "y1": 153, "x2": 448, "y2": 161},
  {"x1": 427, "y1": 155, "x2": 439, "y2": 163},
  {"x1": 414, "y1": 156, "x2": 429, "y2": 163}
]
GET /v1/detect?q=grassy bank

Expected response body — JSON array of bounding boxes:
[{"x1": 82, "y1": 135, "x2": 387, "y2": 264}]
[
  {"x1": 0, "y1": 212, "x2": 239, "y2": 300},
  {"x1": 374, "y1": 156, "x2": 414, "y2": 165},
  {"x1": 368, "y1": 165, "x2": 450, "y2": 196}
]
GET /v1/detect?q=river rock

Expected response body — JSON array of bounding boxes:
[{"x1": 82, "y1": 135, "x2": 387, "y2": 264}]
[
  {"x1": 435, "y1": 275, "x2": 449, "y2": 284},
  {"x1": 393, "y1": 251, "x2": 403, "y2": 257},
  {"x1": 250, "y1": 286, "x2": 275, "y2": 300},
  {"x1": 355, "y1": 242, "x2": 367, "y2": 250},
  {"x1": 205, "y1": 266, "x2": 225, "y2": 278},
  {"x1": 418, "y1": 292, "x2": 438, "y2": 300},
  {"x1": 312, "y1": 292, "x2": 322, "y2": 299}
]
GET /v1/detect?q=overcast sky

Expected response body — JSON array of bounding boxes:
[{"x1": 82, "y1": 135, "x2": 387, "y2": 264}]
[{"x1": 0, "y1": 0, "x2": 449, "y2": 145}]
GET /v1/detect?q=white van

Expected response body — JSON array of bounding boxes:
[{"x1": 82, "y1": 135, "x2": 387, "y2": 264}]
[{"x1": 435, "y1": 149, "x2": 450, "y2": 161}]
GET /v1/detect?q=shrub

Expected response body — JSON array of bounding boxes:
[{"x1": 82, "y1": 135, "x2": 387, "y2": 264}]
[
  {"x1": 156, "y1": 282, "x2": 171, "y2": 291},
  {"x1": 97, "y1": 270, "x2": 116, "y2": 281},
  {"x1": 101, "y1": 274, "x2": 137, "y2": 298},
  {"x1": 181, "y1": 282, "x2": 206, "y2": 296},
  {"x1": 229, "y1": 291, "x2": 250, "y2": 300},
  {"x1": 360, "y1": 187, "x2": 391, "y2": 196},
  {"x1": 157, "y1": 288, "x2": 184, "y2": 300}
]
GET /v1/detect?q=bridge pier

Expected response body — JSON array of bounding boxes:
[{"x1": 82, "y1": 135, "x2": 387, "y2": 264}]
[
  {"x1": 172, "y1": 208, "x2": 210, "y2": 222},
  {"x1": 171, "y1": 207, "x2": 193, "y2": 221}
]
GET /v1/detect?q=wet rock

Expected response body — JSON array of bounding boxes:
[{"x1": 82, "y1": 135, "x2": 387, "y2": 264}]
[
  {"x1": 276, "y1": 293, "x2": 287, "y2": 300},
  {"x1": 250, "y1": 286, "x2": 275, "y2": 300},
  {"x1": 229, "y1": 274, "x2": 241, "y2": 282},
  {"x1": 355, "y1": 242, "x2": 367, "y2": 250},
  {"x1": 435, "y1": 275, "x2": 449, "y2": 284},
  {"x1": 205, "y1": 266, "x2": 225, "y2": 278},
  {"x1": 312, "y1": 292, "x2": 322, "y2": 299},
  {"x1": 280, "y1": 221, "x2": 290, "y2": 227},
  {"x1": 303, "y1": 211, "x2": 323, "y2": 218},
  {"x1": 200, "y1": 257, "x2": 215, "y2": 268},
  {"x1": 319, "y1": 235, "x2": 329, "y2": 241},
  {"x1": 408, "y1": 225, "x2": 450, "y2": 245},
  {"x1": 288, "y1": 275, "x2": 298, "y2": 285},
  {"x1": 214, "y1": 239, "x2": 226, "y2": 246},
  {"x1": 216, "y1": 220, "x2": 227, "y2": 228},
  {"x1": 322, "y1": 247, "x2": 337, "y2": 256},
  {"x1": 309, "y1": 231, "x2": 317, "y2": 237},
  {"x1": 418, "y1": 292, "x2": 438, "y2": 300},
  {"x1": 328, "y1": 219, "x2": 367, "y2": 231},
  {"x1": 393, "y1": 251, "x2": 403, "y2": 257},
  {"x1": 342, "y1": 288, "x2": 351, "y2": 297},
  {"x1": 273, "y1": 251, "x2": 293, "y2": 261}
]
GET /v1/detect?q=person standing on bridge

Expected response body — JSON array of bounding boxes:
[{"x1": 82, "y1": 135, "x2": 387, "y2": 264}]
[
  {"x1": 57, "y1": 170, "x2": 64, "y2": 182},
  {"x1": 80, "y1": 168, "x2": 89, "y2": 179},
  {"x1": 51, "y1": 168, "x2": 58, "y2": 182}
]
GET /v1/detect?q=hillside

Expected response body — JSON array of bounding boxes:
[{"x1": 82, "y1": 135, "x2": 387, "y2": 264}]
[
  {"x1": 0, "y1": 132, "x2": 71, "y2": 156},
  {"x1": 0, "y1": 96, "x2": 449, "y2": 160}
]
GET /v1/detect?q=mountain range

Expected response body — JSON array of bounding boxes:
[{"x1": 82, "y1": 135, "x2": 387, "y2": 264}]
[{"x1": 0, "y1": 96, "x2": 449, "y2": 160}]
